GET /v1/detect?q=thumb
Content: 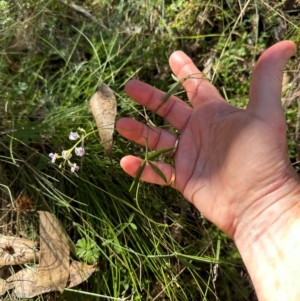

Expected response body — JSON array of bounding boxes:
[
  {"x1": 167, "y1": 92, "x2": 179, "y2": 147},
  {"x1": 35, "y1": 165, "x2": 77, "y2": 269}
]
[{"x1": 247, "y1": 41, "x2": 296, "y2": 121}]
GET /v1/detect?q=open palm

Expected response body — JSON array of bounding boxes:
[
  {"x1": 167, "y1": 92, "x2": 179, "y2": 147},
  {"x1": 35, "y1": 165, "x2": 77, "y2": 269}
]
[{"x1": 116, "y1": 41, "x2": 298, "y2": 238}]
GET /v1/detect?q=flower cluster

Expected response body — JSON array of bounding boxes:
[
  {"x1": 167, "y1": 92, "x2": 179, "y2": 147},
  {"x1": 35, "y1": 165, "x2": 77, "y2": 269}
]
[{"x1": 49, "y1": 129, "x2": 86, "y2": 173}]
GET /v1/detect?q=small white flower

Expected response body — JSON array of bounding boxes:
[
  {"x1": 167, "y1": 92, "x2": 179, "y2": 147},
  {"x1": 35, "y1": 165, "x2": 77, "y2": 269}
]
[
  {"x1": 62, "y1": 150, "x2": 72, "y2": 160},
  {"x1": 69, "y1": 132, "x2": 80, "y2": 140},
  {"x1": 70, "y1": 163, "x2": 79, "y2": 173},
  {"x1": 75, "y1": 147, "x2": 85, "y2": 157},
  {"x1": 68, "y1": 161, "x2": 80, "y2": 173},
  {"x1": 49, "y1": 153, "x2": 57, "y2": 163}
]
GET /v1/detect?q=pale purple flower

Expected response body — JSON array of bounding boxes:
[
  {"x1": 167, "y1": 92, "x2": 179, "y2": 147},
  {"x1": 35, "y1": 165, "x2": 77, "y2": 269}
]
[
  {"x1": 69, "y1": 132, "x2": 80, "y2": 140},
  {"x1": 70, "y1": 164, "x2": 79, "y2": 173},
  {"x1": 68, "y1": 161, "x2": 80, "y2": 172},
  {"x1": 75, "y1": 147, "x2": 85, "y2": 157},
  {"x1": 62, "y1": 150, "x2": 72, "y2": 160},
  {"x1": 49, "y1": 153, "x2": 57, "y2": 163}
]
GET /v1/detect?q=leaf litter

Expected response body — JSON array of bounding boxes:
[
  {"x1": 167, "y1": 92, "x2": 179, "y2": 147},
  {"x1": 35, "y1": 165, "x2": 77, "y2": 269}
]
[
  {"x1": 0, "y1": 235, "x2": 39, "y2": 266},
  {"x1": 0, "y1": 211, "x2": 96, "y2": 298},
  {"x1": 36, "y1": 211, "x2": 70, "y2": 293}
]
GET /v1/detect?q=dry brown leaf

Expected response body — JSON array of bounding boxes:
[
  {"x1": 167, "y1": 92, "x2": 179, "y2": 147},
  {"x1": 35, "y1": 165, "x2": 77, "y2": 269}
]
[
  {"x1": 36, "y1": 211, "x2": 70, "y2": 293},
  {"x1": 7, "y1": 267, "x2": 38, "y2": 298},
  {"x1": 5, "y1": 266, "x2": 48, "y2": 298},
  {"x1": 4, "y1": 261, "x2": 96, "y2": 297},
  {"x1": 89, "y1": 83, "x2": 117, "y2": 154},
  {"x1": 1, "y1": 212, "x2": 95, "y2": 298},
  {"x1": 67, "y1": 261, "x2": 96, "y2": 288},
  {"x1": 0, "y1": 235, "x2": 39, "y2": 266},
  {"x1": 6, "y1": 265, "x2": 55, "y2": 298},
  {"x1": 0, "y1": 278, "x2": 8, "y2": 296}
]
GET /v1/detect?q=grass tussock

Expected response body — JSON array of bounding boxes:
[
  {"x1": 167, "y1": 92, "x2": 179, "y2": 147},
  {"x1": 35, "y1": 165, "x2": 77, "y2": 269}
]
[{"x1": 0, "y1": 0, "x2": 300, "y2": 300}]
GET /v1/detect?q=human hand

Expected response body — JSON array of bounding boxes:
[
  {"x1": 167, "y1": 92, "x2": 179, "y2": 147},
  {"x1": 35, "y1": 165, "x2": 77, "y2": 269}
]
[{"x1": 116, "y1": 41, "x2": 298, "y2": 239}]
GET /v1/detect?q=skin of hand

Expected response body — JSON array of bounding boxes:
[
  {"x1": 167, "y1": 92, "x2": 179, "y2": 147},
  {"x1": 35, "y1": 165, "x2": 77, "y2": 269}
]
[{"x1": 116, "y1": 40, "x2": 299, "y2": 239}]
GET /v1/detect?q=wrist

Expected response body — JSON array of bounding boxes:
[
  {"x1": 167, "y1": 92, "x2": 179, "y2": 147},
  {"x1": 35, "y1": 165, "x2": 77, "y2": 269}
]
[
  {"x1": 234, "y1": 174, "x2": 300, "y2": 301},
  {"x1": 233, "y1": 172, "x2": 300, "y2": 246}
]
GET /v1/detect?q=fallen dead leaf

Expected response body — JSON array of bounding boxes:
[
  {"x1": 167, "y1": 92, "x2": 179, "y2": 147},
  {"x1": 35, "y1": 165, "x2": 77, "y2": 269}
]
[
  {"x1": 4, "y1": 261, "x2": 96, "y2": 297},
  {"x1": 36, "y1": 211, "x2": 70, "y2": 293},
  {"x1": 0, "y1": 278, "x2": 7, "y2": 295},
  {"x1": 89, "y1": 83, "x2": 117, "y2": 155},
  {"x1": 0, "y1": 235, "x2": 39, "y2": 266},
  {"x1": 6, "y1": 266, "x2": 45, "y2": 298},
  {"x1": 1, "y1": 212, "x2": 97, "y2": 298},
  {"x1": 67, "y1": 261, "x2": 96, "y2": 288}
]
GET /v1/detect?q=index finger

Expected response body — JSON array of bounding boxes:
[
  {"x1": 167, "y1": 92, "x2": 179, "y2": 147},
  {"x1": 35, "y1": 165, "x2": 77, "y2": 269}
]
[
  {"x1": 169, "y1": 51, "x2": 225, "y2": 107},
  {"x1": 125, "y1": 80, "x2": 192, "y2": 131}
]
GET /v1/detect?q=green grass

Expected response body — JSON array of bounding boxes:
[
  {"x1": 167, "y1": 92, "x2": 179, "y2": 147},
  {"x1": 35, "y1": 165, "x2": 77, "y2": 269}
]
[{"x1": 1, "y1": 0, "x2": 300, "y2": 300}]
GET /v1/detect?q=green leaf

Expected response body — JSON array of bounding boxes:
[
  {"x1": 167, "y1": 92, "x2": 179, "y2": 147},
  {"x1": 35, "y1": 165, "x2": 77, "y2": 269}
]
[
  {"x1": 178, "y1": 256, "x2": 201, "y2": 270},
  {"x1": 129, "y1": 223, "x2": 137, "y2": 230},
  {"x1": 129, "y1": 160, "x2": 146, "y2": 192},
  {"x1": 161, "y1": 81, "x2": 182, "y2": 103},
  {"x1": 76, "y1": 249, "x2": 86, "y2": 258},
  {"x1": 102, "y1": 239, "x2": 114, "y2": 246},
  {"x1": 148, "y1": 161, "x2": 167, "y2": 183},
  {"x1": 177, "y1": 254, "x2": 219, "y2": 264},
  {"x1": 113, "y1": 243, "x2": 123, "y2": 254},
  {"x1": 76, "y1": 238, "x2": 87, "y2": 249},
  {"x1": 171, "y1": 73, "x2": 179, "y2": 82},
  {"x1": 147, "y1": 147, "x2": 174, "y2": 160},
  {"x1": 128, "y1": 213, "x2": 135, "y2": 223}
]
